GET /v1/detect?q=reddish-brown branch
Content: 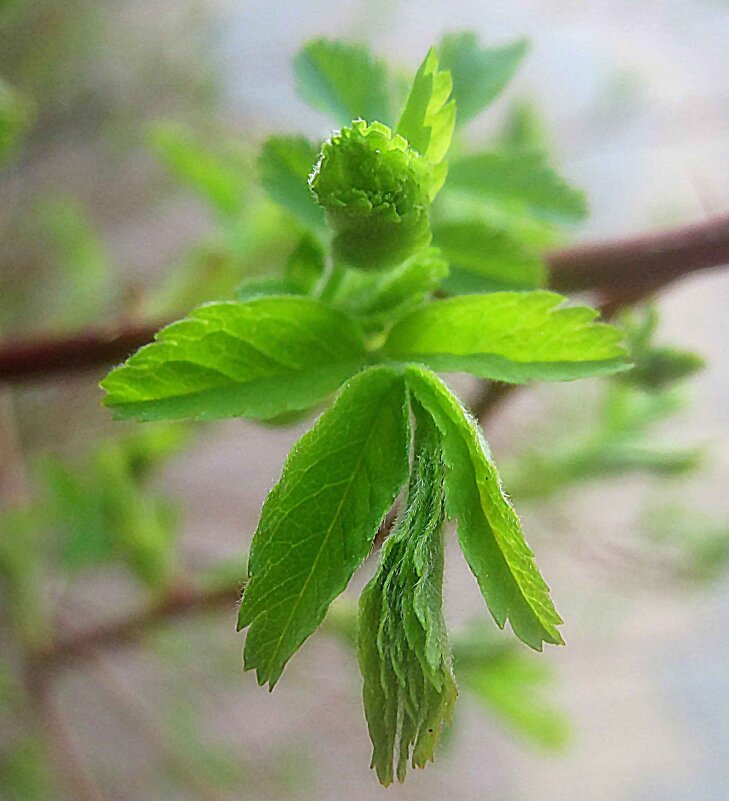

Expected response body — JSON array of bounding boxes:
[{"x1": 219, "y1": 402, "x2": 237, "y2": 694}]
[
  {"x1": 0, "y1": 322, "x2": 164, "y2": 382},
  {"x1": 1, "y1": 214, "x2": 728, "y2": 384},
  {"x1": 548, "y1": 212, "x2": 729, "y2": 294}
]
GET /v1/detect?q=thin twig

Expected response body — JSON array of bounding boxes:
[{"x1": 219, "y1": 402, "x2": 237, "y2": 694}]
[{"x1": 34, "y1": 583, "x2": 240, "y2": 672}]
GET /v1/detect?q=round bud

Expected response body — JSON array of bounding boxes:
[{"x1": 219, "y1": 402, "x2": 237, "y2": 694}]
[{"x1": 309, "y1": 120, "x2": 433, "y2": 270}]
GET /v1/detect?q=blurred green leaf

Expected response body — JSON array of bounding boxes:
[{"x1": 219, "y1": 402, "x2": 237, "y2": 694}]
[
  {"x1": 618, "y1": 307, "x2": 705, "y2": 392},
  {"x1": 258, "y1": 135, "x2": 324, "y2": 228},
  {"x1": 0, "y1": 507, "x2": 49, "y2": 646},
  {"x1": 447, "y1": 149, "x2": 588, "y2": 223},
  {"x1": 497, "y1": 99, "x2": 549, "y2": 151},
  {"x1": 294, "y1": 39, "x2": 393, "y2": 125},
  {"x1": 0, "y1": 738, "x2": 53, "y2": 801},
  {"x1": 41, "y1": 196, "x2": 113, "y2": 327},
  {"x1": 439, "y1": 32, "x2": 528, "y2": 127},
  {"x1": 454, "y1": 624, "x2": 569, "y2": 750},
  {"x1": 433, "y1": 219, "x2": 546, "y2": 292},
  {"x1": 284, "y1": 233, "x2": 325, "y2": 294},
  {"x1": 148, "y1": 122, "x2": 250, "y2": 218},
  {"x1": 0, "y1": 77, "x2": 31, "y2": 165}
]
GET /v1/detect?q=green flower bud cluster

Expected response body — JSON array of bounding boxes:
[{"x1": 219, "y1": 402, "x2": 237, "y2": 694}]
[{"x1": 309, "y1": 120, "x2": 433, "y2": 270}]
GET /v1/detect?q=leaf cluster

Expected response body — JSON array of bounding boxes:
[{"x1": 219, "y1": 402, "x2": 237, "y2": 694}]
[{"x1": 98, "y1": 33, "x2": 632, "y2": 782}]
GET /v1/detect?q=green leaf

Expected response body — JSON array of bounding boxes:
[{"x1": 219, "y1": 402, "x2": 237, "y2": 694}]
[
  {"x1": 148, "y1": 122, "x2": 249, "y2": 217},
  {"x1": 359, "y1": 402, "x2": 456, "y2": 785},
  {"x1": 385, "y1": 292, "x2": 629, "y2": 383},
  {"x1": 335, "y1": 248, "x2": 448, "y2": 325},
  {"x1": 284, "y1": 233, "x2": 325, "y2": 294},
  {"x1": 439, "y1": 32, "x2": 528, "y2": 126},
  {"x1": 239, "y1": 366, "x2": 410, "y2": 688},
  {"x1": 432, "y1": 220, "x2": 545, "y2": 292},
  {"x1": 294, "y1": 39, "x2": 392, "y2": 126},
  {"x1": 258, "y1": 136, "x2": 324, "y2": 228},
  {"x1": 101, "y1": 297, "x2": 367, "y2": 421},
  {"x1": 406, "y1": 365, "x2": 563, "y2": 649},
  {"x1": 497, "y1": 99, "x2": 549, "y2": 151},
  {"x1": 447, "y1": 149, "x2": 588, "y2": 222},
  {"x1": 397, "y1": 47, "x2": 456, "y2": 165},
  {"x1": 40, "y1": 431, "x2": 183, "y2": 587}
]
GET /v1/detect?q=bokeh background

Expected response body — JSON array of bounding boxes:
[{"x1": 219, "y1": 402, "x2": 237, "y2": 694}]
[{"x1": 1, "y1": 1, "x2": 729, "y2": 800}]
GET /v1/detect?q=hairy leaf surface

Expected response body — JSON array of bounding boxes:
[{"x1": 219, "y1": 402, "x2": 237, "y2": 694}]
[
  {"x1": 406, "y1": 365, "x2": 563, "y2": 649},
  {"x1": 294, "y1": 39, "x2": 392, "y2": 125},
  {"x1": 101, "y1": 298, "x2": 367, "y2": 421},
  {"x1": 439, "y1": 32, "x2": 528, "y2": 126},
  {"x1": 384, "y1": 292, "x2": 629, "y2": 382},
  {"x1": 240, "y1": 366, "x2": 410, "y2": 687},
  {"x1": 359, "y1": 403, "x2": 456, "y2": 785},
  {"x1": 397, "y1": 48, "x2": 456, "y2": 165},
  {"x1": 433, "y1": 220, "x2": 545, "y2": 292},
  {"x1": 258, "y1": 136, "x2": 324, "y2": 228},
  {"x1": 447, "y1": 149, "x2": 588, "y2": 222}
]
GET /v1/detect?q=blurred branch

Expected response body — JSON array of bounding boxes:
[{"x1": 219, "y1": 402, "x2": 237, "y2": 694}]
[
  {"x1": 0, "y1": 321, "x2": 163, "y2": 382},
  {"x1": 0, "y1": 214, "x2": 728, "y2": 384},
  {"x1": 34, "y1": 583, "x2": 240, "y2": 673},
  {"x1": 548, "y1": 211, "x2": 729, "y2": 294}
]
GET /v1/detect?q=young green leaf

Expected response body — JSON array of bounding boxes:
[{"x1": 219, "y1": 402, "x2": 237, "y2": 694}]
[
  {"x1": 397, "y1": 47, "x2": 456, "y2": 166},
  {"x1": 359, "y1": 402, "x2": 456, "y2": 785},
  {"x1": 239, "y1": 366, "x2": 410, "y2": 688},
  {"x1": 384, "y1": 292, "x2": 629, "y2": 382},
  {"x1": 335, "y1": 248, "x2": 448, "y2": 326},
  {"x1": 439, "y1": 32, "x2": 528, "y2": 126},
  {"x1": 101, "y1": 298, "x2": 367, "y2": 421},
  {"x1": 447, "y1": 149, "x2": 588, "y2": 222},
  {"x1": 433, "y1": 220, "x2": 545, "y2": 292},
  {"x1": 310, "y1": 120, "x2": 433, "y2": 269},
  {"x1": 259, "y1": 136, "x2": 324, "y2": 228},
  {"x1": 406, "y1": 365, "x2": 563, "y2": 649},
  {"x1": 294, "y1": 39, "x2": 392, "y2": 126}
]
